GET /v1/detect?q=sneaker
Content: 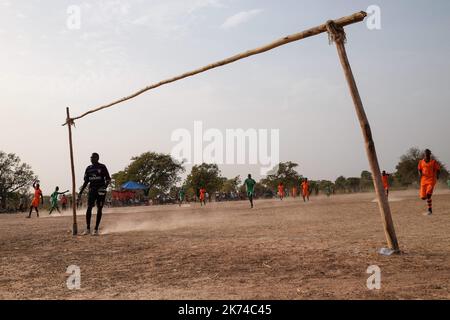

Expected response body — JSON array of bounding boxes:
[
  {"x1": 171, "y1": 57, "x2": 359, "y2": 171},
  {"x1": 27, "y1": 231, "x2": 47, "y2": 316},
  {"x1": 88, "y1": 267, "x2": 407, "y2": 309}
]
[
  {"x1": 82, "y1": 229, "x2": 91, "y2": 236},
  {"x1": 423, "y1": 211, "x2": 433, "y2": 216},
  {"x1": 92, "y1": 230, "x2": 99, "y2": 236}
]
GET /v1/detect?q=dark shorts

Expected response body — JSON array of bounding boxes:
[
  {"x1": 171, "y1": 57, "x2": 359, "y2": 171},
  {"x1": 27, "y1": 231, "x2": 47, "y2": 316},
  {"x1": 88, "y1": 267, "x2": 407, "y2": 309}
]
[{"x1": 88, "y1": 189, "x2": 106, "y2": 208}]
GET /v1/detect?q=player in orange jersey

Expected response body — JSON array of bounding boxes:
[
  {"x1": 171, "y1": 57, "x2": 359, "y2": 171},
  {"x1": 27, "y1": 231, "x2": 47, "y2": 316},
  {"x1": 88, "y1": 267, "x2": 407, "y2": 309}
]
[
  {"x1": 27, "y1": 181, "x2": 43, "y2": 218},
  {"x1": 301, "y1": 178, "x2": 310, "y2": 202},
  {"x1": 381, "y1": 171, "x2": 390, "y2": 198},
  {"x1": 277, "y1": 183, "x2": 285, "y2": 200},
  {"x1": 199, "y1": 187, "x2": 207, "y2": 206},
  {"x1": 418, "y1": 149, "x2": 441, "y2": 215},
  {"x1": 292, "y1": 186, "x2": 297, "y2": 199}
]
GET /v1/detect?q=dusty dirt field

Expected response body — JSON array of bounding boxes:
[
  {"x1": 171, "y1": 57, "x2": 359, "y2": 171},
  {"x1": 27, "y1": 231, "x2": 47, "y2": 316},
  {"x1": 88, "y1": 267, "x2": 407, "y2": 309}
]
[{"x1": 1, "y1": 190, "x2": 450, "y2": 300}]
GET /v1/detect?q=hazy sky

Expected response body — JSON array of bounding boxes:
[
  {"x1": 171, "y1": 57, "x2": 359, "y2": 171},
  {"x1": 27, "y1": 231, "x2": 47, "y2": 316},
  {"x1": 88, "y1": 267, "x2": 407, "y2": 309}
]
[{"x1": 1, "y1": 0, "x2": 449, "y2": 194}]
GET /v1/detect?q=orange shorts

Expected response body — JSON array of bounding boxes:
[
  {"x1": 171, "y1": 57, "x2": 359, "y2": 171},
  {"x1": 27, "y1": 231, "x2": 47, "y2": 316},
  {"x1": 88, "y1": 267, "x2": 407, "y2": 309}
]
[
  {"x1": 420, "y1": 183, "x2": 435, "y2": 199},
  {"x1": 31, "y1": 198, "x2": 40, "y2": 207}
]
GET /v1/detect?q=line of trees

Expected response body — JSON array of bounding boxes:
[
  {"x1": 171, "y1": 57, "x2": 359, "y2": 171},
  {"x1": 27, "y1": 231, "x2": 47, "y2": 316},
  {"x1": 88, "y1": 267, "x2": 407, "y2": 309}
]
[
  {"x1": 110, "y1": 148, "x2": 450, "y2": 201},
  {"x1": 1, "y1": 147, "x2": 449, "y2": 211}
]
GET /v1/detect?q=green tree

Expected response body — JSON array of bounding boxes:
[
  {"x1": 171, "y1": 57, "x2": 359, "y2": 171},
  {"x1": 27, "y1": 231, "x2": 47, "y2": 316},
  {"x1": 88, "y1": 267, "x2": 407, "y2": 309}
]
[
  {"x1": 347, "y1": 177, "x2": 361, "y2": 193},
  {"x1": 221, "y1": 176, "x2": 241, "y2": 194},
  {"x1": 334, "y1": 176, "x2": 348, "y2": 193},
  {"x1": 260, "y1": 162, "x2": 301, "y2": 191},
  {"x1": 360, "y1": 170, "x2": 373, "y2": 192},
  {"x1": 394, "y1": 147, "x2": 422, "y2": 187},
  {"x1": 319, "y1": 180, "x2": 334, "y2": 194},
  {"x1": 309, "y1": 180, "x2": 319, "y2": 195},
  {"x1": 186, "y1": 163, "x2": 224, "y2": 195},
  {"x1": 0, "y1": 151, "x2": 36, "y2": 209},
  {"x1": 169, "y1": 186, "x2": 180, "y2": 199},
  {"x1": 112, "y1": 152, "x2": 184, "y2": 197},
  {"x1": 110, "y1": 170, "x2": 128, "y2": 190}
]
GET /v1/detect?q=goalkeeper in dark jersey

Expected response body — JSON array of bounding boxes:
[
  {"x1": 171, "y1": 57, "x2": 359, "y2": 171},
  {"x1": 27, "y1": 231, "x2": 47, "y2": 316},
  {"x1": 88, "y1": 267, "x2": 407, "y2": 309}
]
[{"x1": 77, "y1": 153, "x2": 111, "y2": 236}]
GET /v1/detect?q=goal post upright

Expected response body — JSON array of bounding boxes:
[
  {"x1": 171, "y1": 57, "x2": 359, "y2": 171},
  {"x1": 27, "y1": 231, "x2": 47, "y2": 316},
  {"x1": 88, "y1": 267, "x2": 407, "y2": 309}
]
[
  {"x1": 66, "y1": 107, "x2": 78, "y2": 236},
  {"x1": 326, "y1": 21, "x2": 400, "y2": 252}
]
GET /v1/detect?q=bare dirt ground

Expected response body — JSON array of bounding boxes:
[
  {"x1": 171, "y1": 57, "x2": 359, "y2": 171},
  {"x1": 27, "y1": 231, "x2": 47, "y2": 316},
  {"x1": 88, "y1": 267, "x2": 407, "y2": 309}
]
[{"x1": 1, "y1": 189, "x2": 450, "y2": 300}]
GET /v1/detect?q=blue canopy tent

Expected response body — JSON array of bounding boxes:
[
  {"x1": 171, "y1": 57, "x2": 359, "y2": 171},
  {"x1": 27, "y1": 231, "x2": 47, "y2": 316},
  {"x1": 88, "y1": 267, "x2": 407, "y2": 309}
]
[{"x1": 121, "y1": 181, "x2": 149, "y2": 190}]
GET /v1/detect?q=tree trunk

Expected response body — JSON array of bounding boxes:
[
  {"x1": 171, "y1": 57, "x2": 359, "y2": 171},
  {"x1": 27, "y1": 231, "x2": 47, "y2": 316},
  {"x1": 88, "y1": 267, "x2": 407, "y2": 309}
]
[{"x1": 0, "y1": 191, "x2": 7, "y2": 209}]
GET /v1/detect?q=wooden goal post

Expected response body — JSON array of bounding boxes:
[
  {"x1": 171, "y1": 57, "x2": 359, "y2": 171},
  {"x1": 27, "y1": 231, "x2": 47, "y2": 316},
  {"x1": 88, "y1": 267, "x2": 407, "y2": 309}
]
[{"x1": 63, "y1": 11, "x2": 400, "y2": 252}]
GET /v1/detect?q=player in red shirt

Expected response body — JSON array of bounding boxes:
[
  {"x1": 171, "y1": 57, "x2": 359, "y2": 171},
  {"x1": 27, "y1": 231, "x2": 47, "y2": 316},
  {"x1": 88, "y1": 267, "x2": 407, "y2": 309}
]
[
  {"x1": 27, "y1": 181, "x2": 43, "y2": 218},
  {"x1": 61, "y1": 194, "x2": 68, "y2": 211},
  {"x1": 277, "y1": 183, "x2": 285, "y2": 200},
  {"x1": 381, "y1": 171, "x2": 390, "y2": 198},
  {"x1": 301, "y1": 178, "x2": 310, "y2": 202},
  {"x1": 199, "y1": 187, "x2": 207, "y2": 206},
  {"x1": 292, "y1": 186, "x2": 297, "y2": 199}
]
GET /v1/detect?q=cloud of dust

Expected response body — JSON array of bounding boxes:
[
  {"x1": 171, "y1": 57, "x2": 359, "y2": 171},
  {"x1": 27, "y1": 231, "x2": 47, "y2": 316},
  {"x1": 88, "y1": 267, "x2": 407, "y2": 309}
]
[
  {"x1": 40, "y1": 209, "x2": 87, "y2": 219},
  {"x1": 102, "y1": 213, "x2": 221, "y2": 235}
]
